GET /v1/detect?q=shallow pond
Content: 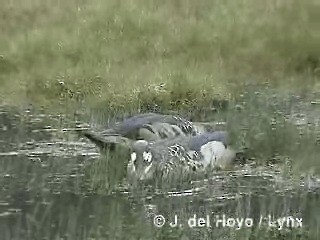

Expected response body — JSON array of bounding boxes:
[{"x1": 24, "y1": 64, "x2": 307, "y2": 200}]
[{"x1": 0, "y1": 98, "x2": 319, "y2": 239}]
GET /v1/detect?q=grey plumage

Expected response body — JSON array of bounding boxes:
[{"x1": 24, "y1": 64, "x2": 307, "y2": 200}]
[
  {"x1": 186, "y1": 131, "x2": 229, "y2": 151},
  {"x1": 78, "y1": 113, "x2": 236, "y2": 182},
  {"x1": 127, "y1": 131, "x2": 236, "y2": 181},
  {"x1": 101, "y1": 113, "x2": 193, "y2": 136},
  {"x1": 81, "y1": 113, "x2": 217, "y2": 150}
]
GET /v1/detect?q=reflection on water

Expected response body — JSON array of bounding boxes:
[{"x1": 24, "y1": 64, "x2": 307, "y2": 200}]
[{"x1": 0, "y1": 101, "x2": 319, "y2": 239}]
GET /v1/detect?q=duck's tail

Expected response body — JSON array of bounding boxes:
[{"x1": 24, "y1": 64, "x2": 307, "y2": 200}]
[{"x1": 78, "y1": 130, "x2": 133, "y2": 150}]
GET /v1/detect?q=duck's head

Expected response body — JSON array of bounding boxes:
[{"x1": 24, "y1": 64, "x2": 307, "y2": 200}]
[{"x1": 127, "y1": 140, "x2": 156, "y2": 181}]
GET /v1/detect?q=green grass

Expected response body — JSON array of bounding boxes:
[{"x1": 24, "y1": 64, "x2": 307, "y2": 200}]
[
  {"x1": 226, "y1": 89, "x2": 320, "y2": 174},
  {"x1": 0, "y1": 0, "x2": 319, "y2": 109},
  {"x1": 86, "y1": 88, "x2": 320, "y2": 194},
  {"x1": 0, "y1": 3, "x2": 319, "y2": 238}
]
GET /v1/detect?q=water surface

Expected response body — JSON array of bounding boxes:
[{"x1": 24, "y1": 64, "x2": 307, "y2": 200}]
[{"x1": 0, "y1": 102, "x2": 319, "y2": 239}]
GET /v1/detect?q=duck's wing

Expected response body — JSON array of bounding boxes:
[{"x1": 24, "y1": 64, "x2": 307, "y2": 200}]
[
  {"x1": 139, "y1": 121, "x2": 191, "y2": 140},
  {"x1": 188, "y1": 131, "x2": 229, "y2": 151},
  {"x1": 114, "y1": 113, "x2": 164, "y2": 135},
  {"x1": 79, "y1": 113, "x2": 179, "y2": 148},
  {"x1": 112, "y1": 113, "x2": 196, "y2": 139},
  {"x1": 146, "y1": 135, "x2": 195, "y2": 163}
]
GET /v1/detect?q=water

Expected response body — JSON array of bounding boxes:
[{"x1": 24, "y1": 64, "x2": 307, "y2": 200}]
[{"x1": 0, "y1": 99, "x2": 319, "y2": 240}]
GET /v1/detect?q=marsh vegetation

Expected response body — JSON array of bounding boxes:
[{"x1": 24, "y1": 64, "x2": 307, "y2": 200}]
[{"x1": 0, "y1": 0, "x2": 319, "y2": 239}]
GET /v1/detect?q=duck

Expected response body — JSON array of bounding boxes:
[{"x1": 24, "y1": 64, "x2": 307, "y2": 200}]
[
  {"x1": 80, "y1": 113, "x2": 219, "y2": 150},
  {"x1": 127, "y1": 131, "x2": 236, "y2": 182}
]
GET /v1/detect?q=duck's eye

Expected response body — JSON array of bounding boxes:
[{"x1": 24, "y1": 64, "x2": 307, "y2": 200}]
[
  {"x1": 131, "y1": 152, "x2": 137, "y2": 162},
  {"x1": 142, "y1": 151, "x2": 152, "y2": 163}
]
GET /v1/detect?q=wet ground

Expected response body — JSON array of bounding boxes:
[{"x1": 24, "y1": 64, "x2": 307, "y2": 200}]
[{"x1": 0, "y1": 93, "x2": 319, "y2": 239}]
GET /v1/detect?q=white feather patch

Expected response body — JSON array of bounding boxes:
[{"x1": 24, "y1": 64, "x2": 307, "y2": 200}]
[
  {"x1": 143, "y1": 151, "x2": 152, "y2": 163},
  {"x1": 130, "y1": 152, "x2": 137, "y2": 162},
  {"x1": 200, "y1": 141, "x2": 226, "y2": 167},
  {"x1": 127, "y1": 153, "x2": 136, "y2": 174},
  {"x1": 144, "y1": 162, "x2": 153, "y2": 175}
]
